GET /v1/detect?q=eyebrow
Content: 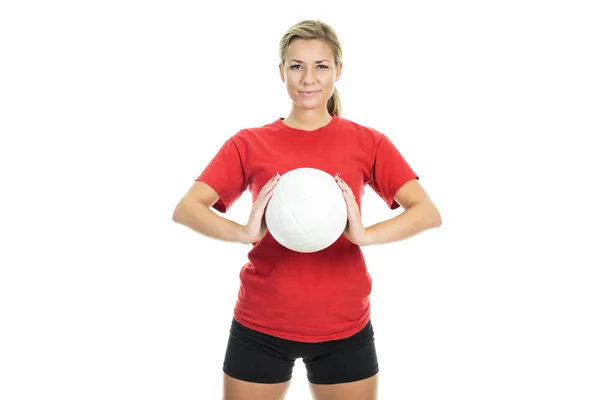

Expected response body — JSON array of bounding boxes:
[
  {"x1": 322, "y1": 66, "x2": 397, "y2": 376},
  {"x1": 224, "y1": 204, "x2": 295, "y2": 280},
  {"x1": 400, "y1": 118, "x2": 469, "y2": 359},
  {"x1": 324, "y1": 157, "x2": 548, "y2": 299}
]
[{"x1": 289, "y1": 59, "x2": 331, "y2": 64}]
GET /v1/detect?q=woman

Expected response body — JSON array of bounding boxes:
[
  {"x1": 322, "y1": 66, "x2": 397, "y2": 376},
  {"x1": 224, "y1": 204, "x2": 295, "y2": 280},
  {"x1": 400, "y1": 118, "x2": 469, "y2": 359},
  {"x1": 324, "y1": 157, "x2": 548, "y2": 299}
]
[{"x1": 172, "y1": 19, "x2": 441, "y2": 400}]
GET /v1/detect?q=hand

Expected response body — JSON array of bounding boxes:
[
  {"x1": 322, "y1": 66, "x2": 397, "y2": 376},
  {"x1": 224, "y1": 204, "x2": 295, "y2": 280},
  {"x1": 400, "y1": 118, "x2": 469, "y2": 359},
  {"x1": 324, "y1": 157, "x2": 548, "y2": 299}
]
[
  {"x1": 335, "y1": 174, "x2": 370, "y2": 246},
  {"x1": 241, "y1": 172, "x2": 280, "y2": 244}
]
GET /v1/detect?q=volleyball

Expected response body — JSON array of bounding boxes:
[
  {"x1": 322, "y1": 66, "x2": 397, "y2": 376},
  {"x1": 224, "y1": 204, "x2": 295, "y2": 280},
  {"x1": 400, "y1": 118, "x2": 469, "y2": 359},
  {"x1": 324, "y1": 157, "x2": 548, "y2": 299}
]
[{"x1": 265, "y1": 167, "x2": 348, "y2": 253}]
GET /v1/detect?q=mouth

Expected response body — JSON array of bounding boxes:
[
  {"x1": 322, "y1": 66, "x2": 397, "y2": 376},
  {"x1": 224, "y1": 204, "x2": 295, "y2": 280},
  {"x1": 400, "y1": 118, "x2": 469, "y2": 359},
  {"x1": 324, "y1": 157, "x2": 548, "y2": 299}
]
[{"x1": 299, "y1": 90, "x2": 320, "y2": 97}]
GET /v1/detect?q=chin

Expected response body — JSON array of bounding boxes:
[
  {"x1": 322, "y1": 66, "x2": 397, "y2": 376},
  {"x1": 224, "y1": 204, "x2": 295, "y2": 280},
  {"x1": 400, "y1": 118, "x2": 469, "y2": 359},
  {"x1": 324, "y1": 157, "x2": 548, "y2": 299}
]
[
  {"x1": 297, "y1": 102, "x2": 324, "y2": 111},
  {"x1": 296, "y1": 96, "x2": 322, "y2": 105}
]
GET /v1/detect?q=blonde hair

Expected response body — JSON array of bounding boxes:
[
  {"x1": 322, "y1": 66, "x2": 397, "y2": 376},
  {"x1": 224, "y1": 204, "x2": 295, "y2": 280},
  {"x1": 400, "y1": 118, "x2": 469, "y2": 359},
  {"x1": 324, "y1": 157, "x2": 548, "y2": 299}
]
[{"x1": 279, "y1": 20, "x2": 343, "y2": 116}]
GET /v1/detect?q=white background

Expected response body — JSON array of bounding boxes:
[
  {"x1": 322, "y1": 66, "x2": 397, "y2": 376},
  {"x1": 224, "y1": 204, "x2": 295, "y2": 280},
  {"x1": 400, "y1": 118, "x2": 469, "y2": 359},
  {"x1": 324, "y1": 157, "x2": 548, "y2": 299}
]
[{"x1": 1, "y1": 1, "x2": 599, "y2": 399}]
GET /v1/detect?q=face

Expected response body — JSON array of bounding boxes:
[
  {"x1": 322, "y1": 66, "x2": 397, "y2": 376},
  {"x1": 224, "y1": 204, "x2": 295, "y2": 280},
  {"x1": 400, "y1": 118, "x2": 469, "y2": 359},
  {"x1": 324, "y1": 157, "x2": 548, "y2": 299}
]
[{"x1": 279, "y1": 39, "x2": 342, "y2": 112}]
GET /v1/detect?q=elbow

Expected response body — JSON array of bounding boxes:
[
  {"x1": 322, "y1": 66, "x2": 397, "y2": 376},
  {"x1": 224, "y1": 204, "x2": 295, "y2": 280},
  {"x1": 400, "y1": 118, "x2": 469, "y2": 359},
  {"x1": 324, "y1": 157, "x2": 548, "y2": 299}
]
[
  {"x1": 428, "y1": 203, "x2": 442, "y2": 228},
  {"x1": 433, "y1": 210, "x2": 442, "y2": 228},
  {"x1": 172, "y1": 206, "x2": 181, "y2": 223},
  {"x1": 172, "y1": 197, "x2": 208, "y2": 224},
  {"x1": 172, "y1": 201, "x2": 186, "y2": 223}
]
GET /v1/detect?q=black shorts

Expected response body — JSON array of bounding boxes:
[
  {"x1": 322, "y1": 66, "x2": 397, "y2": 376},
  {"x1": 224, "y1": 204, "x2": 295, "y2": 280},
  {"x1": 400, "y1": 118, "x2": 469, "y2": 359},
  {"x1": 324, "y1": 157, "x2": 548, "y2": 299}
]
[{"x1": 222, "y1": 317, "x2": 379, "y2": 385}]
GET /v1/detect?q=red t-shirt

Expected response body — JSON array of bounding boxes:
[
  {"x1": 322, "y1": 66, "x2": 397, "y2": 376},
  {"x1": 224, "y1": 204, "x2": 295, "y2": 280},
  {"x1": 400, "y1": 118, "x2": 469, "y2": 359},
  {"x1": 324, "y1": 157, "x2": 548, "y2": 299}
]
[{"x1": 196, "y1": 114, "x2": 418, "y2": 342}]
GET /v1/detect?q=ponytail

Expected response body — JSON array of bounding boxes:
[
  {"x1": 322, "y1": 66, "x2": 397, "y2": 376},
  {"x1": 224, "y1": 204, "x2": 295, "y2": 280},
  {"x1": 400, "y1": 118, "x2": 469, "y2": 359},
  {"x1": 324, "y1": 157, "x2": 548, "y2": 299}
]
[{"x1": 328, "y1": 86, "x2": 342, "y2": 116}]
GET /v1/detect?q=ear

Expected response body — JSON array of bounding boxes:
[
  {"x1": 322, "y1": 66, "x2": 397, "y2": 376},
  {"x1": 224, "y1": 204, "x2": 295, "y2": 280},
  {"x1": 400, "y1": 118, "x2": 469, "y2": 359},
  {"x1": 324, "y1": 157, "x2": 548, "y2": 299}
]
[
  {"x1": 279, "y1": 63, "x2": 285, "y2": 83},
  {"x1": 335, "y1": 61, "x2": 343, "y2": 81}
]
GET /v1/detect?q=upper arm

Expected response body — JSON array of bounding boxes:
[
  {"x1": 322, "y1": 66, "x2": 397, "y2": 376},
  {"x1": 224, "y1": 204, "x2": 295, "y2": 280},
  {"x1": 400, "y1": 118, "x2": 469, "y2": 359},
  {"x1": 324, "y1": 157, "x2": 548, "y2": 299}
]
[
  {"x1": 177, "y1": 180, "x2": 220, "y2": 209},
  {"x1": 393, "y1": 178, "x2": 434, "y2": 210},
  {"x1": 394, "y1": 179, "x2": 442, "y2": 227}
]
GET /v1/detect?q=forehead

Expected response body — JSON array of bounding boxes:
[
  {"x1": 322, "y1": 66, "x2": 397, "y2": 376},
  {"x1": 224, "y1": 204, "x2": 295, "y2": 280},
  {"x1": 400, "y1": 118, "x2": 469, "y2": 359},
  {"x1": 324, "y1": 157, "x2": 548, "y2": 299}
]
[{"x1": 285, "y1": 39, "x2": 334, "y2": 61}]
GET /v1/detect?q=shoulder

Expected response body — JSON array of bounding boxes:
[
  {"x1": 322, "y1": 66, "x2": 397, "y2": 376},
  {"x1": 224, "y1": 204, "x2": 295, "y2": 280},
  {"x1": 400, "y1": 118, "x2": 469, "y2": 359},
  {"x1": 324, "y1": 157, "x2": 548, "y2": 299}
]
[
  {"x1": 338, "y1": 116, "x2": 384, "y2": 136},
  {"x1": 230, "y1": 118, "x2": 281, "y2": 144},
  {"x1": 335, "y1": 116, "x2": 387, "y2": 148}
]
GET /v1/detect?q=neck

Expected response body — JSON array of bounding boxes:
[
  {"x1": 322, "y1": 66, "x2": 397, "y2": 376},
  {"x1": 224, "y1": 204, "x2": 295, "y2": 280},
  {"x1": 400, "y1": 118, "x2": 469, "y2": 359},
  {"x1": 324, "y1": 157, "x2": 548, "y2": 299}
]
[{"x1": 284, "y1": 107, "x2": 332, "y2": 130}]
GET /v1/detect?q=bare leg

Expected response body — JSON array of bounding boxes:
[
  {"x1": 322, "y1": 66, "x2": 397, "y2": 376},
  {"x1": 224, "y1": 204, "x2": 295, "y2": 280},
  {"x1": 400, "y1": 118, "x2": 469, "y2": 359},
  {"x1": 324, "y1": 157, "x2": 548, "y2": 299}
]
[
  {"x1": 223, "y1": 373, "x2": 292, "y2": 400},
  {"x1": 309, "y1": 373, "x2": 379, "y2": 400}
]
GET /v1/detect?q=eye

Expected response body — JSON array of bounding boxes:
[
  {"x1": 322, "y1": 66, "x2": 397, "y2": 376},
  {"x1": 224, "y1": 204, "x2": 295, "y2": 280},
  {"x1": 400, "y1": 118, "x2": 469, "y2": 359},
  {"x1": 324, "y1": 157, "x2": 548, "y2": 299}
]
[{"x1": 289, "y1": 64, "x2": 329, "y2": 70}]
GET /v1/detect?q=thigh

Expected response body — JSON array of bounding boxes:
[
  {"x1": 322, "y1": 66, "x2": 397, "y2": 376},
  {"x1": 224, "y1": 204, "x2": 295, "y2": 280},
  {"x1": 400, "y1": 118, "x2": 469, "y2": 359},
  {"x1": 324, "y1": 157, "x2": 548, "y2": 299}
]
[
  {"x1": 223, "y1": 373, "x2": 292, "y2": 400},
  {"x1": 303, "y1": 320, "x2": 379, "y2": 385},
  {"x1": 309, "y1": 373, "x2": 379, "y2": 400},
  {"x1": 222, "y1": 318, "x2": 296, "y2": 385}
]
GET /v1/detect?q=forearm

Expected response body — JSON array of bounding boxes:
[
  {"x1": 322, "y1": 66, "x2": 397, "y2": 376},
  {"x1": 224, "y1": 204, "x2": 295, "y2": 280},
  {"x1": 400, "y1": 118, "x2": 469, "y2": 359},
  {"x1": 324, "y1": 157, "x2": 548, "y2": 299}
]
[
  {"x1": 363, "y1": 201, "x2": 441, "y2": 246},
  {"x1": 172, "y1": 198, "x2": 247, "y2": 244}
]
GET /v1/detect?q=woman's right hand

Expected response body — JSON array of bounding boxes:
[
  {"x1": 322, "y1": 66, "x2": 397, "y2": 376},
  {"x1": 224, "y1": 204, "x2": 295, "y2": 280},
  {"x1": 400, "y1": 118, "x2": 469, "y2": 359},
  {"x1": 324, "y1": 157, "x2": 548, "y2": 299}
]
[{"x1": 241, "y1": 172, "x2": 280, "y2": 244}]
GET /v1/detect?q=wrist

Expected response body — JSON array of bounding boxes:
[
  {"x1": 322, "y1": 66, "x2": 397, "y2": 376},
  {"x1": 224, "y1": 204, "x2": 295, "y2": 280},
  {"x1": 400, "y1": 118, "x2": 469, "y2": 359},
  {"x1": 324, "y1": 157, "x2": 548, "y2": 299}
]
[
  {"x1": 237, "y1": 225, "x2": 252, "y2": 245},
  {"x1": 361, "y1": 226, "x2": 374, "y2": 246}
]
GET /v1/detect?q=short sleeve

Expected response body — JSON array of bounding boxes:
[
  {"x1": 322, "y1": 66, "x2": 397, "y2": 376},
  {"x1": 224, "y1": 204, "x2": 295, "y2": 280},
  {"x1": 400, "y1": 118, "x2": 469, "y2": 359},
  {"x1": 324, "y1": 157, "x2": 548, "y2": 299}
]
[
  {"x1": 195, "y1": 138, "x2": 248, "y2": 213},
  {"x1": 368, "y1": 134, "x2": 419, "y2": 210}
]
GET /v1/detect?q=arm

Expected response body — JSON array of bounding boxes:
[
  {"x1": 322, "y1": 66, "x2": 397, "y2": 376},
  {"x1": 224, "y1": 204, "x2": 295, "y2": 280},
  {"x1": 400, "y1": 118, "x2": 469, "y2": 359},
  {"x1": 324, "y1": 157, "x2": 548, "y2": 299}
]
[
  {"x1": 363, "y1": 179, "x2": 441, "y2": 246},
  {"x1": 172, "y1": 181, "x2": 248, "y2": 244}
]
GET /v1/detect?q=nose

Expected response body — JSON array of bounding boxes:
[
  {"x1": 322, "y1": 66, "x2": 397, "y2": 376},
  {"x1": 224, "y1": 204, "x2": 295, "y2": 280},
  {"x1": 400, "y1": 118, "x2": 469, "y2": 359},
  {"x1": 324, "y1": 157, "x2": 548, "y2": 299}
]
[{"x1": 301, "y1": 68, "x2": 316, "y2": 85}]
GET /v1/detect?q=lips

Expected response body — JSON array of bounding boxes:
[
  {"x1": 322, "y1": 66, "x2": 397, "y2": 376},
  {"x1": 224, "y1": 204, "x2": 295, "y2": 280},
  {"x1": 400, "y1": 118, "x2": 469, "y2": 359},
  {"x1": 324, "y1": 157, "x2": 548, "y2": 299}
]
[{"x1": 299, "y1": 90, "x2": 320, "y2": 96}]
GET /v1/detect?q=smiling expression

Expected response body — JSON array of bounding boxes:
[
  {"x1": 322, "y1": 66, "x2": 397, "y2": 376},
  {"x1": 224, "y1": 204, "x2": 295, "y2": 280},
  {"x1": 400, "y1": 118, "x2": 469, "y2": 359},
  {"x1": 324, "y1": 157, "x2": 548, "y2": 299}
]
[{"x1": 279, "y1": 39, "x2": 343, "y2": 111}]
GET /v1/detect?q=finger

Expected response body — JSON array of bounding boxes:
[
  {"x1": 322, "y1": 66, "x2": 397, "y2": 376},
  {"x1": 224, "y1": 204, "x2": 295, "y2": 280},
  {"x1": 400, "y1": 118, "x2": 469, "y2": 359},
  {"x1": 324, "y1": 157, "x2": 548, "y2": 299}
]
[
  {"x1": 258, "y1": 183, "x2": 278, "y2": 210},
  {"x1": 253, "y1": 180, "x2": 276, "y2": 213},
  {"x1": 256, "y1": 188, "x2": 274, "y2": 211},
  {"x1": 335, "y1": 176, "x2": 348, "y2": 192},
  {"x1": 336, "y1": 176, "x2": 352, "y2": 193},
  {"x1": 260, "y1": 173, "x2": 280, "y2": 196},
  {"x1": 263, "y1": 178, "x2": 279, "y2": 197},
  {"x1": 341, "y1": 187, "x2": 356, "y2": 204},
  {"x1": 343, "y1": 200, "x2": 360, "y2": 226},
  {"x1": 345, "y1": 186, "x2": 356, "y2": 200},
  {"x1": 342, "y1": 192, "x2": 359, "y2": 216},
  {"x1": 250, "y1": 196, "x2": 272, "y2": 224},
  {"x1": 339, "y1": 181, "x2": 355, "y2": 199}
]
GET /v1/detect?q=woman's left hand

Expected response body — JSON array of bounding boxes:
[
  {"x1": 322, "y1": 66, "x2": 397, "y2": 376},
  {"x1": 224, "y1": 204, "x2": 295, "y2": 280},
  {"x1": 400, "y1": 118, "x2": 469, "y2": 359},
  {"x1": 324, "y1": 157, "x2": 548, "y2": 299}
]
[{"x1": 335, "y1": 174, "x2": 371, "y2": 246}]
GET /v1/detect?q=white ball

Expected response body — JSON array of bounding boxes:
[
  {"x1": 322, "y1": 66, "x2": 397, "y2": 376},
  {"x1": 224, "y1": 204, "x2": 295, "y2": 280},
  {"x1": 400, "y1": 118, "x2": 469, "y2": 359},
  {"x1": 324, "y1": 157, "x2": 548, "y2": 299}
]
[{"x1": 265, "y1": 167, "x2": 348, "y2": 253}]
